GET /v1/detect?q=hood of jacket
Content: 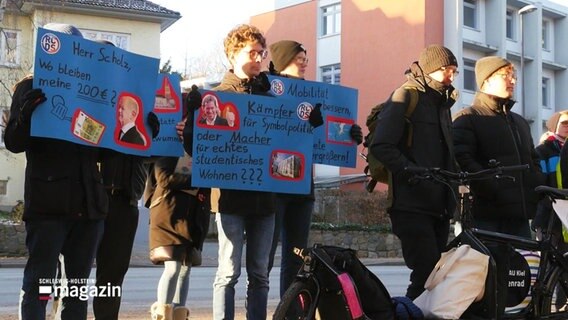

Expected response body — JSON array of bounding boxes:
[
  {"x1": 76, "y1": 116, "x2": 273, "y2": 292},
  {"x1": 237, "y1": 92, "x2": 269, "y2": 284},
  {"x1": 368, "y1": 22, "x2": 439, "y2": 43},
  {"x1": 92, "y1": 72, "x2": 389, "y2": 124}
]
[
  {"x1": 407, "y1": 62, "x2": 457, "y2": 111},
  {"x1": 473, "y1": 91, "x2": 516, "y2": 114}
]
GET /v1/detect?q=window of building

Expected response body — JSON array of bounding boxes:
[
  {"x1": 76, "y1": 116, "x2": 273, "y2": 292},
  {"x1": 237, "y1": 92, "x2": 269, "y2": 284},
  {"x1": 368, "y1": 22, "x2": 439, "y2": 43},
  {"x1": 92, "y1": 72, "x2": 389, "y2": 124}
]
[
  {"x1": 80, "y1": 29, "x2": 130, "y2": 50},
  {"x1": 506, "y1": 9, "x2": 516, "y2": 40},
  {"x1": 0, "y1": 180, "x2": 7, "y2": 195},
  {"x1": 542, "y1": 77, "x2": 550, "y2": 108},
  {"x1": 542, "y1": 19, "x2": 551, "y2": 51},
  {"x1": 321, "y1": 64, "x2": 341, "y2": 85},
  {"x1": 0, "y1": 29, "x2": 19, "y2": 66},
  {"x1": 321, "y1": 3, "x2": 341, "y2": 36},
  {"x1": 464, "y1": 0, "x2": 478, "y2": 29},
  {"x1": 463, "y1": 59, "x2": 476, "y2": 91}
]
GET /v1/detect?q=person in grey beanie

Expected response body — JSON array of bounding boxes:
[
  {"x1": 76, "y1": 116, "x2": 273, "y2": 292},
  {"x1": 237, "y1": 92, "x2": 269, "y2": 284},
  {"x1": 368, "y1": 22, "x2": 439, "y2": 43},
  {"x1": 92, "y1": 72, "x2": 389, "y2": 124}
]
[
  {"x1": 453, "y1": 56, "x2": 545, "y2": 315},
  {"x1": 370, "y1": 44, "x2": 459, "y2": 300}
]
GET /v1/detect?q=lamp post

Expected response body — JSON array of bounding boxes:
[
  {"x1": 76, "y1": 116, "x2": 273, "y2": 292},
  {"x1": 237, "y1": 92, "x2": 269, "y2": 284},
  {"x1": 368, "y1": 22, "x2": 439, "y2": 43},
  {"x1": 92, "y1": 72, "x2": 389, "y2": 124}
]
[{"x1": 518, "y1": 4, "x2": 537, "y2": 117}]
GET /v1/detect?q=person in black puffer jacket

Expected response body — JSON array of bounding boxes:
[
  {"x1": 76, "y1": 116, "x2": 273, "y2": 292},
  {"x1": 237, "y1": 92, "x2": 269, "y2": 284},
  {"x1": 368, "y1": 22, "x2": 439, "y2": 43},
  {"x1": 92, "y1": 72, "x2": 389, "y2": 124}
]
[
  {"x1": 453, "y1": 56, "x2": 544, "y2": 237},
  {"x1": 371, "y1": 45, "x2": 459, "y2": 300},
  {"x1": 453, "y1": 56, "x2": 545, "y2": 316}
]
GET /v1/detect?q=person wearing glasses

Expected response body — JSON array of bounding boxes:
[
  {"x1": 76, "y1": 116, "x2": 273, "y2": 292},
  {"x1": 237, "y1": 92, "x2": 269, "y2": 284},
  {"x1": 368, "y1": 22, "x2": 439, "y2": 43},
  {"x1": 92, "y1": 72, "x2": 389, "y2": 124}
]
[
  {"x1": 265, "y1": 39, "x2": 363, "y2": 298},
  {"x1": 453, "y1": 56, "x2": 545, "y2": 315},
  {"x1": 453, "y1": 56, "x2": 543, "y2": 238},
  {"x1": 183, "y1": 24, "x2": 275, "y2": 320},
  {"x1": 370, "y1": 45, "x2": 459, "y2": 301}
]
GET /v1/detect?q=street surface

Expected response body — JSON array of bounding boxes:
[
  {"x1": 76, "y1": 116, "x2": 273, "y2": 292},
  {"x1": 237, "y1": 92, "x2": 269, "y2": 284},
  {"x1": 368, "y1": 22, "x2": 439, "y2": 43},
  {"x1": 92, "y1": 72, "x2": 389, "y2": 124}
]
[
  {"x1": 0, "y1": 265, "x2": 410, "y2": 319},
  {"x1": 0, "y1": 207, "x2": 410, "y2": 319}
]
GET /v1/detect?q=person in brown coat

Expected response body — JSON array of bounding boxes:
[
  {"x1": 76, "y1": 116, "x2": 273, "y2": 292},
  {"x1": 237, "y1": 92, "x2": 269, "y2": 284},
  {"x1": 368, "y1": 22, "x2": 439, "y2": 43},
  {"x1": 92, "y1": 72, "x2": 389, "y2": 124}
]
[{"x1": 148, "y1": 154, "x2": 210, "y2": 320}]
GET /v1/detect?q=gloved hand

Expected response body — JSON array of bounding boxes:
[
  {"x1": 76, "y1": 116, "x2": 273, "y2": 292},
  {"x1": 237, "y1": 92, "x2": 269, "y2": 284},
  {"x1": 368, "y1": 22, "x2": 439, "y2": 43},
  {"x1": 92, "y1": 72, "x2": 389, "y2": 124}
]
[
  {"x1": 147, "y1": 111, "x2": 160, "y2": 138},
  {"x1": 350, "y1": 124, "x2": 363, "y2": 145},
  {"x1": 308, "y1": 103, "x2": 324, "y2": 128},
  {"x1": 252, "y1": 72, "x2": 271, "y2": 92},
  {"x1": 187, "y1": 85, "x2": 202, "y2": 111},
  {"x1": 19, "y1": 88, "x2": 46, "y2": 124},
  {"x1": 399, "y1": 168, "x2": 418, "y2": 186}
]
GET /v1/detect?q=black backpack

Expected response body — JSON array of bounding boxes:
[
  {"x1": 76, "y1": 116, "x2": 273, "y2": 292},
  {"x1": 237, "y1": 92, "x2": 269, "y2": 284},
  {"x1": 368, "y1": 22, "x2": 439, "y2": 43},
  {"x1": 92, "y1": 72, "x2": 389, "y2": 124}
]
[
  {"x1": 362, "y1": 87, "x2": 419, "y2": 192},
  {"x1": 316, "y1": 246, "x2": 395, "y2": 320}
]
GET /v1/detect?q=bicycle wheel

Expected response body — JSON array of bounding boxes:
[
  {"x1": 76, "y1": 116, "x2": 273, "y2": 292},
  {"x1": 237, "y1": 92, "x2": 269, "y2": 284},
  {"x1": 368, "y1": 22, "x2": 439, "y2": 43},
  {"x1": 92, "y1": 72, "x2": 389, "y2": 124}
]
[
  {"x1": 539, "y1": 265, "x2": 568, "y2": 316},
  {"x1": 273, "y1": 279, "x2": 318, "y2": 320}
]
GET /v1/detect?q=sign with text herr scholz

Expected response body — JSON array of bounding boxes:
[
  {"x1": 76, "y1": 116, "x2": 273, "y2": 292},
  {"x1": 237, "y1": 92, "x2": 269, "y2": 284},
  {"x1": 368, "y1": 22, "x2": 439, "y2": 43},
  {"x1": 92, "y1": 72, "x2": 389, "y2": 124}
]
[
  {"x1": 31, "y1": 27, "x2": 180, "y2": 156},
  {"x1": 191, "y1": 90, "x2": 314, "y2": 194}
]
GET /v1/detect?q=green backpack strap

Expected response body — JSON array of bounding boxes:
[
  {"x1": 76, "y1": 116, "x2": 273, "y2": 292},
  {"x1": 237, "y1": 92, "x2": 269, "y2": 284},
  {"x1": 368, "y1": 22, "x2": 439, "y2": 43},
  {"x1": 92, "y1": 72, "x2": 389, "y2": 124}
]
[{"x1": 403, "y1": 87, "x2": 419, "y2": 147}]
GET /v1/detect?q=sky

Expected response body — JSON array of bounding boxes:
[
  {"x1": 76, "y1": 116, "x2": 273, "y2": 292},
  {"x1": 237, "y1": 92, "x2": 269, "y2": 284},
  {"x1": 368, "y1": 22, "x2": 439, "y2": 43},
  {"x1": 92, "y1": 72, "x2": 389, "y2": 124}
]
[{"x1": 150, "y1": 0, "x2": 268, "y2": 73}]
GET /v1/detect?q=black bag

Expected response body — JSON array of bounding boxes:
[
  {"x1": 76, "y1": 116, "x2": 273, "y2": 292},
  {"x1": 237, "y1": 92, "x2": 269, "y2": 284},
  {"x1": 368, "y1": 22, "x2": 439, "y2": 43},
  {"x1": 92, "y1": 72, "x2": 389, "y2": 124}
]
[
  {"x1": 362, "y1": 87, "x2": 419, "y2": 191},
  {"x1": 317, "y1": 246, "x2": 395, "y2": 320}
]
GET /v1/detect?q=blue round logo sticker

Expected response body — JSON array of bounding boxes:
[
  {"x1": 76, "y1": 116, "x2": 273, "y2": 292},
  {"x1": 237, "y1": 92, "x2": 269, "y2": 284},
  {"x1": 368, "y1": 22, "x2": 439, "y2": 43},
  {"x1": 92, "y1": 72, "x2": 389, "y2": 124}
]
[
  {"x1": 271, "y1": 79, "x2": 284, "y2": 96},
  {"x1": 297, "y1": 102, "x2": 313, "y2": 120},
  {"x1": 40, "y1": 33, "x2": 61, "y2": 54}
]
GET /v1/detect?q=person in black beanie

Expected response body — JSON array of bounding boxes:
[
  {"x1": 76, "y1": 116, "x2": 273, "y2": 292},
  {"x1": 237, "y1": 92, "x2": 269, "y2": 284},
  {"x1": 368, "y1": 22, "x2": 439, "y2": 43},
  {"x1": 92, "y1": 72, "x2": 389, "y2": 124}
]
[
  {"x1": 453, "y1": 56, "x2": 545, "y2": 316},
  {"x1": 370, "y1": 44, "x2": 459, "y2": 300},
  {"x1": 266, "y1": 39, "x2": 364, "y2": 298}
]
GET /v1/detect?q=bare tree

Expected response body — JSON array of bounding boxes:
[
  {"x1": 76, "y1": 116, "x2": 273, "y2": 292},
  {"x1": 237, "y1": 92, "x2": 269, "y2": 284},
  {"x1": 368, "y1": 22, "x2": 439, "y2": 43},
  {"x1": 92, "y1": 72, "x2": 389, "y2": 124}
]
[{"x1": 183, "y1": 43, "x2": 229, "y2": 82}]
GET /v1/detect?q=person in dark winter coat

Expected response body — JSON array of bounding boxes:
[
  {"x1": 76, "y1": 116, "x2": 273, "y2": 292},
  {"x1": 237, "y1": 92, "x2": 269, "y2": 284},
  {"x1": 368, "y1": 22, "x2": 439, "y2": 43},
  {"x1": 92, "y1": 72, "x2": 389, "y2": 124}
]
[
  {"x1": 453, "y1": 56, "x2": 544, "y2": 237},
  {"x1": 265, "y1": 39, "x2": 363, "y2": 298},
  {"x1": 452, "y1": 56, "x2": 545, "y2": 316},
  {"x1": 93, "y1": 39, "x2": 160, "y2": 320},
  {"x1": 3, "y1": 23, "x2": 108, "y2": 320},
  {"x1": 370, "y1": 44, "x2": 459, "y2": 300},
  {"x1": 182, "y1": 24, "x2": 275, "y2": 320}
]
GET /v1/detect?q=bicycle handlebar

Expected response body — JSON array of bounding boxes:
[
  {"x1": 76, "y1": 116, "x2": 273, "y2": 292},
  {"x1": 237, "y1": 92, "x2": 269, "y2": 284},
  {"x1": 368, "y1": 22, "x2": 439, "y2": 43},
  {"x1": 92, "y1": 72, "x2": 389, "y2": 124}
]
[{"x1": 404, "y1": 164, "x2": 529, "y2": 184}]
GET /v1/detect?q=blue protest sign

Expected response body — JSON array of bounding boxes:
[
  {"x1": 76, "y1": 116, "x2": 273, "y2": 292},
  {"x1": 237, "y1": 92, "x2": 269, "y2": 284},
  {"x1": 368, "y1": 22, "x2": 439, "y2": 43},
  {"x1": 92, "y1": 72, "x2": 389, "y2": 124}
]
[
  {"x1": 31, "y1": 28, "x2": 180, "y2": 156},
  {"x1": 192, "y1": 91, "x2": 313, "y2": 194},
  {"x1": 268, "y1": 75, "x2": 359, "y2": 167},
  {"x1": 149, "y1": 73, "x2": 184, "y2": 157}
]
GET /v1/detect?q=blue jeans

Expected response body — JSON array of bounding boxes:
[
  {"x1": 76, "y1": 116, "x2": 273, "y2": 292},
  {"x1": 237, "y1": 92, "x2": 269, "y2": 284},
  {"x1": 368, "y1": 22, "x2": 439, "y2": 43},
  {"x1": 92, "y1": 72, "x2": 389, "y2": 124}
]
[
  {"x1": 212, "y1": 212, "x2": 275, "y2": 320},
  {"x1": 268, "y1": 196, "x2": 314, "y2": 297},
  {"x1": 19, "y1": 219, "x2": 103, "y2": 320}
]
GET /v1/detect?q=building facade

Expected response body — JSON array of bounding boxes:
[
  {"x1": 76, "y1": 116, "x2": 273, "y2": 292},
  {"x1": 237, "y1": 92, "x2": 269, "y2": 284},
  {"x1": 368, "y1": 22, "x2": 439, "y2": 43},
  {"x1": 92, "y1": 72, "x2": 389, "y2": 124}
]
[
  {"x1": 251, "y1": 0, "x2": 568, "y2": 179},
  {"x1": 0, "y1": 0, "x2": 179, "y2": 208}
]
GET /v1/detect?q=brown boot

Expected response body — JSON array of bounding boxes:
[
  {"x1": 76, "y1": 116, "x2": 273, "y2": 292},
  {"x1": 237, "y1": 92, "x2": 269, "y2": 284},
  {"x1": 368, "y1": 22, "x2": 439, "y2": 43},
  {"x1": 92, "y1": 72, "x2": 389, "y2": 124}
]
[
  {"x1": 150, "y1": 302, "x2": 173, "y2": 320},
  {"x1": 173, "y1": 306, "x2": 190, "y2": 320}
]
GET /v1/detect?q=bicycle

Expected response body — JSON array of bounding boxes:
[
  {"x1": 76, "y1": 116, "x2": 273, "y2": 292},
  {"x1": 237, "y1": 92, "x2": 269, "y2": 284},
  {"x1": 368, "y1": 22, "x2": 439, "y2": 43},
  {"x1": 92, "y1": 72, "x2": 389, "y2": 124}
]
[{"x1": 406, "y1": 164, "x2": 568, "y2": 319}]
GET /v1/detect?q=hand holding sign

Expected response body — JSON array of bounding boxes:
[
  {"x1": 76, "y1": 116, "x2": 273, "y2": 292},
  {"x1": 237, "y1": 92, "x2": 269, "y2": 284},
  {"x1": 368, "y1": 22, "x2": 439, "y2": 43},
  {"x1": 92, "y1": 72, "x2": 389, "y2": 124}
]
[
  {"x1": 19, "y1": 89, "x2": 46, "y2": 124},
  {"x1": 350, "y1": 123, "x2": 363, "y2": 145},
  {"x1": 187, "y1": 85, "x2": 202, "y2": 111},
  {"x1": 147, "y1": 111, "x2": 160, "y2": 138},
  {"x1": 308, "y1": 103, "x2": 323, "y2": 128}
]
